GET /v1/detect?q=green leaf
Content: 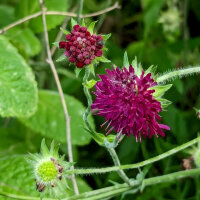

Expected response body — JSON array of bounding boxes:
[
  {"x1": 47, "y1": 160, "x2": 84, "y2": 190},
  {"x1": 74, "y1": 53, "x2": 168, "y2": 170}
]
[
  {"x1": 0, "y1": 120, "x2": 41, "y2": 157},
  {"x1": 151, "y1": 84, "x2": 172, "y2": 98},
  {"x1": 28, "y1": 0, "x2": 70, "y2": 33},
  {"x1": 123, "y1": 51, "x2": 129, "y2": 69},
  {"x1": 0, "y1": 5, "x2": 14, "y2": 28},
  {"x1": 56, "y1": 54, "x2": 66, "y2": 62},
  {"x1": 88, "y1": 21, "x2": 97, "y2": 34},
  {"x1": 6, "y1": 27, "x2": 41, "y2": 57},
  {"x1": 96, "y1": 56, "x2": 111, "y2": 63},
  {"x1": 88, "y1": 64, "x2": 95, "y2": 76},
  {"x1": 0, "y1": 35, "x2": 38, "y2": 118},
  {"x1": 20, "y1": 90, "x2": 94, "y2": 146},
  {"x1": 102, "y1": 33, "x2": 111, "y2": 41},
  {"x1": 41, "y1": 139, "x2": 49, "y2": 156},
  {"x1": 52, "y1": 41, "x2": 59, "y2": 48},
  {"x1": 74, "y1": 67, "x2": 83, "y2": 78},
  {"x1": 60, "y1": 27, "x2": 70, "y2": 35},
  {"x1": 81, "y1": 18, "x2": 86, "y2": 26},
  {"x1": 157, "y1": 98, "x2": 172, "y2": 109},
  {"x1": 84, "y1": 80, "x2": 97, "y2": 89},
  {"x1": 145, "y1": 65, "x2": 157, "y2": 76},
  {"x1": 71, "y1": 18, "x2": 78, "y2": 29}
]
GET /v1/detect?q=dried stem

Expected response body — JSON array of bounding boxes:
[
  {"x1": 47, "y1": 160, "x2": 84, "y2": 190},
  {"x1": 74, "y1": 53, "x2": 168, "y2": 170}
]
[
  {"x1": 38, "y1": 0, "x2": 79, "y2": 195},
  {"x1": 50, "y1": 5, "x2": 77, "y2": 56},
  {"x1": 0, "y1": 2, "x2": 120, "y2": 34}
]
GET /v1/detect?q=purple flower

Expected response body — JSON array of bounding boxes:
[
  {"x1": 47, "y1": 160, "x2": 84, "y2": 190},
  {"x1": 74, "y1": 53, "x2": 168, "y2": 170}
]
[{"x1": 91, "y1": 66, "x2": 170, "y2": 142}]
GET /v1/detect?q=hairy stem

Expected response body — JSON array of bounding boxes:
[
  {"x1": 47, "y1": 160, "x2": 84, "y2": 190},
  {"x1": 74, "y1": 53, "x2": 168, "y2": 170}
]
[
  {"x1": 157, "y1": 66, "x2": 200, "y2": 83},
  {"x1": 82, "y1": 68, "x2": 103, "y2": 143},
  {"x1": 38, "y1": 0, "x2": 79, "y2": 195},
  {"x1": 66, "y1": 135, "x2": 200, "y2": 175},
  {"x1": 107, "y1": 148, "x2": 131, "y2": 185},
  {"x1": 2, "y1": 168, "x2": 200, "y2": 200}
]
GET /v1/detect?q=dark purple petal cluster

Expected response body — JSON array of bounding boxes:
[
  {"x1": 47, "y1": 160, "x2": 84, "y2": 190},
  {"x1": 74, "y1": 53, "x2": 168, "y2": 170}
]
[
  {"x1": 91, "y1": 66, "x2": 170, "y2": 142},
  {"x1": 59, "y1": 24, "x2": 103, "y2": 68}
]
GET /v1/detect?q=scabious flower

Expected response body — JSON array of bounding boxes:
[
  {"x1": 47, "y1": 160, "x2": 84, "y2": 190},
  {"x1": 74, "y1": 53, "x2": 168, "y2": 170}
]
[
  {"x1": 91, "y1": 65, "x2": 170, "y2": 142},
  {"x1": 27, "y1": 139, "x2": 72, "y2": 198},
  {"x1": 59, "y1": 24, "x2": 104, "y2": 68}
]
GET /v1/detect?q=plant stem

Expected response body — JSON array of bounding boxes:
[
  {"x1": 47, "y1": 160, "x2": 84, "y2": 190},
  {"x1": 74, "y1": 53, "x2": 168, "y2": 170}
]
[
  {"x1": 107, "y1": 148, "x2": 131, "y2": 185},
  {"x1": 38, "y1": 0, "x2": 79, "y2": 195},
  {"x1": 2, "y1": 168, "x2": 200, "y2": 200},
  {"x1": 0, "y1": 2, "x2": 120, "y2": 34},
  {"x1": 77, "y1": 0, "x2": 84, "y2": 24},
  {"x1": 66, "y1": 135, "x2": 200, "y2": 175},
  {"x1": 82, "y1": 68, "x2": 103, "y2": 143},
  {"x1": 157, "y1": 66, "x2": 200, "y2": 83}
]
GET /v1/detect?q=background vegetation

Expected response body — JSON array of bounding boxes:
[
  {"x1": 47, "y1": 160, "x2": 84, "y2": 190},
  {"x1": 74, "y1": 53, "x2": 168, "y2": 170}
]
[{"x1": 0, "y1": 0, "x2": 200, "y2": 199}]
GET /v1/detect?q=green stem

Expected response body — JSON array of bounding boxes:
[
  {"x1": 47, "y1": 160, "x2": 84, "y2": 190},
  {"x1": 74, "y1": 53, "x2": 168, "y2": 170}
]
[
  {"x1": 82, "y1": 68, "x2": 103, "y2": 144},
  {"x1": 66, "y1": 135, "x2": 200, "y2": 175},
  {"x1": 107, "y1": 148, "x2": 131, "y2": 185},
  {"x1": 77, "y1": 0, "x2": 84, "y2": 24},
  {"x1": 157, "y1": 66, "x2": 200, "y2": 83},
  {"x1": 2, "y1": 168, "x2": 200, "y2": 200}
]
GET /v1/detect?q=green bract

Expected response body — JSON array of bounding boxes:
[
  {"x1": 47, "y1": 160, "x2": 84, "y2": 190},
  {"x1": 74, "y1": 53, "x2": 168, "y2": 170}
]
[{"x1": 27, "y1": 139, "x2": 72, "y2": 198}]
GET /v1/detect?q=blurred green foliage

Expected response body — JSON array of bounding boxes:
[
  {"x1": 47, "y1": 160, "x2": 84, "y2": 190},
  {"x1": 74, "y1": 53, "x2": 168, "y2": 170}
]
[{"x1": 0, "y1": 0, "x2": 200, "y2": 199}]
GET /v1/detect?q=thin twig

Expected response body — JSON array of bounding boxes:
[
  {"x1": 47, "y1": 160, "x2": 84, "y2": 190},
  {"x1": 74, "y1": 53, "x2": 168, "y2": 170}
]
[
  {"x1": 38, "y1": 0, "x2": 79, "y2": 195},
  {"x1": 50, "y1": 5, "x2": 77, "y2": 56},
  {"x1": 0, "y1": 2, "x2": 120, "y2": 34}
]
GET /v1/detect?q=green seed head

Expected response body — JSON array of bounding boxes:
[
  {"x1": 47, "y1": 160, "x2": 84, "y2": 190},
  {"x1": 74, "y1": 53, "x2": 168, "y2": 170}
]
[{"x1": 36, "y1": 160, "x2": 58, "y2": 183}]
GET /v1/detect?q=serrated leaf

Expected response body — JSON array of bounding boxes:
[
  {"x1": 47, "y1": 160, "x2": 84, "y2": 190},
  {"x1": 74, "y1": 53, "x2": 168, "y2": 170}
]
[
  {"x1": 102, "y1": 33, "x2": 111, "y2": 41},
  {"x1": 60, "y1": 27, "x2": 70, "y2": 35},
  {"x1": 52, "y1": 41, "x2": 59, "y2": 48},
  {"x1": 0, "y1": 35, "x2": 38, "y2": 118},
  {"x1": 88, "y1": 21, "x2": 97, "y2": 34},
  {"x1": 71, "y1": 18, "x2": 78, "y2": 29},
  {"x1": 6, "y1": 27, "x2": 41, "y2": 57},
  {"x1": 151, "y1": 84, "x2": 172, "y2": 98},
  {"x1": 20, "y1": 90, "x2": 94, "y2": 146},
  {"x1": 74, "y1": 67, "x2": 82, "y2": 78},
  {"x1": 123, "y1": 52, "x2": 129, "y2": 69},
  {"x1": 56, "y1": 54, "x2": 66, "y2": 62},
  {"x1": 96, "y1": 56, "x2": 111, "y2": 63}
]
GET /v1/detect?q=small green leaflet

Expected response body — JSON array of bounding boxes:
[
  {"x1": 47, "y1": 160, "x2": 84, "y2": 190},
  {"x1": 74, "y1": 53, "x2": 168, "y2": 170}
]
[
  {"x1": 123, "y1": 51, "x2": 129, "y2": 69},
  {"x1": 60, "y1": 27, "x2": 70, "y2": 35},
  {"x1": 102, "y1": 33, "x2": 111, "y2": 41},
  {"x1": 88, "y1": 63, "x2": 95, "y2": 76},
  {"x1": 96, "y1": 56, "x2": 111, "y2": 63},
  {"x1": 88, "y1": 21, "x2": 97, "y2": 34},
  {"x1": 56, "y1": 54, "x2": 66, "y2": 62},
  {"x1": 71, "y1": 18, "x2": 78, "y2": 29},
  {"x1": 74, "y1": 67, "x2": 83, "y2": 78},
  {"x1": 52, "y1": 41, "x2": 59, "y2": 48},
  {"x1": 151, "y1": 84, "x2": 172, "y2": 98},
  {"x1": 81, "y1": 18, "x2": 86, "y2": 26}
]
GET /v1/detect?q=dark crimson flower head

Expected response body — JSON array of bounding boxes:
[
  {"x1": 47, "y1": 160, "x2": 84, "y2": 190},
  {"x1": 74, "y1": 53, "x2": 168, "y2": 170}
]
[
  {"x1": 91, "y1": 66, "x2": 170, "y2": 142},
  {"x1": 59, "y1": 24, "x2": 104, "y2": 68}
]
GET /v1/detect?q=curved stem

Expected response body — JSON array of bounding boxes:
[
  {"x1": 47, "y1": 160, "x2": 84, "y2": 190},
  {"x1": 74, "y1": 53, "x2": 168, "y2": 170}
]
[
  {"x1": 66, "y1": 135, "x2": 200, "y2": 175},
  {"x1": 2, "y1": 168, "x2": 200, "y2": 200},
  {"x1": 107, "y1": 148, "x2": 131, "y2": 185},
  {"x1": 157, "y1": 66, "x2": 200, "y2": 83}
]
